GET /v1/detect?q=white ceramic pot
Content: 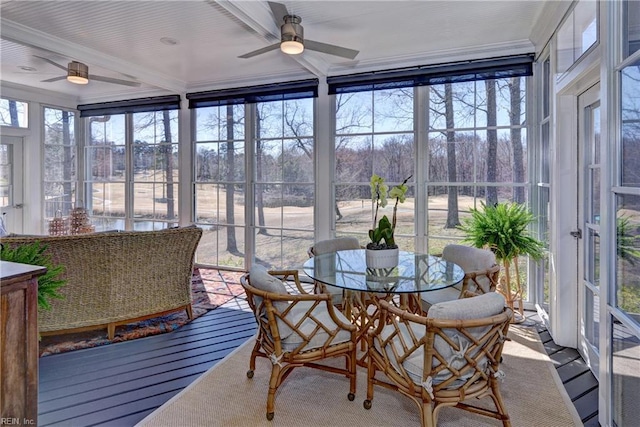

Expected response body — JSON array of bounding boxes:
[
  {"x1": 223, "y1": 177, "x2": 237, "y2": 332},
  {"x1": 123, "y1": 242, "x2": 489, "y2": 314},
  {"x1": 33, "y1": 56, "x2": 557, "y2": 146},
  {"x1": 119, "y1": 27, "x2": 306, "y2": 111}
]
[{"x1": 365, "y1": 247, "x2": 399, "y2": 269}]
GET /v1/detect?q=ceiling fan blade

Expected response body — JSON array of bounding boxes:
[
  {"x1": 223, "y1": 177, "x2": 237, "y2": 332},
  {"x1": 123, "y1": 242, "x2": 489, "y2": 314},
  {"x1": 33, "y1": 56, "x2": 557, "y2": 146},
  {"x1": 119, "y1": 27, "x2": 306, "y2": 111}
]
[
  {"x1": 34, "y1": 55, "x2": 67, "y2": 71},
  {"x1": 41, "y1": 76, "x2": 66, "y2": 83},
  {"x1": 304, "y1": 40, "x2": 359, "y2": 60},
  {"x1": 88, "y1": 75, "x2": 141, "y2": 87},
  {"x1": 268, "y1": 1, "x2": 289, "y2": 24},
  {"x1": 238, "y1": 43, "x2": 280, "y2": 59}
]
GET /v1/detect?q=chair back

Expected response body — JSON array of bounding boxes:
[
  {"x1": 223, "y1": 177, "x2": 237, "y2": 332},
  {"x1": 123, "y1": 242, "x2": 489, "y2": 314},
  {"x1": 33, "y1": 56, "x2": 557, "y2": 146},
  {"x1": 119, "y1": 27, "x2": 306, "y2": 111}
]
[
  {"x1": 308, "y1": 236, "x2": 361, "y2": 257},
  {"x1": 307, "y1": 237, "x2": 361, "y2": 302},
  {"x1": 371, "y1": 292, "x2": 512, "y2": 399},
  {"x1": 442, "y1": 244, "x2": 500, "y2": 294}
]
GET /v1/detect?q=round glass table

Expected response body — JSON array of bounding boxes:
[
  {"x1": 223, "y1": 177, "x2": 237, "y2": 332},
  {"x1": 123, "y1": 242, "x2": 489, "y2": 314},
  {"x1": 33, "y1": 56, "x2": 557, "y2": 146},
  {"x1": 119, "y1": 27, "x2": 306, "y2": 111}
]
[
  {"x1": 303, "y1": 249, "x2": 464, "y2": 294},
  {"x1": 303, "y1": 249, "x2": 465, "y2": 362}
]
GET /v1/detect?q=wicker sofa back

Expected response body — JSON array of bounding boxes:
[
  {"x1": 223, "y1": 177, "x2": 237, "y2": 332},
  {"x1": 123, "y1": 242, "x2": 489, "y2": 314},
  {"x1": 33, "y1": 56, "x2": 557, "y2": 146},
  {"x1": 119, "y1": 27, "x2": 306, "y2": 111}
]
[{"x1": 1, "y1": 226, "x2": 203, "y2": 340}]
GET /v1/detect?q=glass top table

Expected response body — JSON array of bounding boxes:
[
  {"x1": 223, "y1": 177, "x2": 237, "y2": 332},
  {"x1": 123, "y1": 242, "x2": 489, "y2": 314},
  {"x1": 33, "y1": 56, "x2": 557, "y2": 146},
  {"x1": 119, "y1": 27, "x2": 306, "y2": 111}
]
[{"x1": 303, "y1": 249, "x2": 464, "y2": 294}]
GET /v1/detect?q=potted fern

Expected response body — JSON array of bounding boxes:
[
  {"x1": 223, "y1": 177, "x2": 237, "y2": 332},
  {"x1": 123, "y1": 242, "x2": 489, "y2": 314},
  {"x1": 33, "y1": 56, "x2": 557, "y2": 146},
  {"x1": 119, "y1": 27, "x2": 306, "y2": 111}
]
[
  {"x1": 458, "y1": 201, "x2": 543, "y2": 319},
  {"x1": 1, "y1": 242, "x2": 66, "y2": 310},
  {"x1": 366, "y1": 174, "x2": 411, "y2": 269}
]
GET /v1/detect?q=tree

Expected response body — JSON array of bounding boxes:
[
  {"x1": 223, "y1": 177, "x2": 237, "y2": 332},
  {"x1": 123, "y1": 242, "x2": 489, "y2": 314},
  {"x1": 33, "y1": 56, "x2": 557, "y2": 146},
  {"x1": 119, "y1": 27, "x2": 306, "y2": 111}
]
[
  {"x1": 225, "y1": 104, "x2": 239, "y2": 253},
  {"x1": 9, "y1": 100, "x2": 19, "y2": 126},
  {"x1": 485, "y1": 79, "x2": 498, "y2": 206},
  {"x1": 161, "y1": 110, "x2": 176, "y2": 220},
  {"x1": 444, "y1": 83, "x2": 460, "y2": 228},
  {"x1": 509, "y1": 77, "x2": 525, "y2": 203},
  {"x1": 255, "y1": 105, "x2": 268, "y2": 235}
]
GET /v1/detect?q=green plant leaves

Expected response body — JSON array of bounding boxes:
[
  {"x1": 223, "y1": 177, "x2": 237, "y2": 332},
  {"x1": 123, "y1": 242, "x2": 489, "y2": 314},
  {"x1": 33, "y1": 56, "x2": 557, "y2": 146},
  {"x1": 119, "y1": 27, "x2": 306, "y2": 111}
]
[
  {"x1": 368, "y1": 215, "x2": 396, "y2": 248},
  {"x1": 458, "y1": 201, "x2": 544, "y2": 263},
  {"x1": 1, "y1": 242, "x2": 66, "y2": 310}
]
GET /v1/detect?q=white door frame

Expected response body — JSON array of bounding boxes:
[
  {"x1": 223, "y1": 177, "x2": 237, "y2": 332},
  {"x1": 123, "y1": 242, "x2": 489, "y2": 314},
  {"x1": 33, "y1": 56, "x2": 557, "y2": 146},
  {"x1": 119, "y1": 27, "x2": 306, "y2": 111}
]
[
  {"x1": 0, "y1": 135, "x2": 24, "y2": 234},
  {"x1": 577, "y1": 83, "x2": 601, "y2": 377}
]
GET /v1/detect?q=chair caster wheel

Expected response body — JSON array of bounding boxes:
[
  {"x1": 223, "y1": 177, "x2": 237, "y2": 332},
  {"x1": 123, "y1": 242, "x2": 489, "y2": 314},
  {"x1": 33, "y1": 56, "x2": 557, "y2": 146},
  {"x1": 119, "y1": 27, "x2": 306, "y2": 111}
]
[
  {"x1": 266, "y1": 412, "x2": 274, "y2": 421},
  {"x1": 363, "y1": 399, "x2": 372, "y2": 410},
  {"x1": 348, "y1": 392, "x2": 355, "y2": 401},
  {"x1": 247, "y1": 370, "x2": 254, "y2": 378}
]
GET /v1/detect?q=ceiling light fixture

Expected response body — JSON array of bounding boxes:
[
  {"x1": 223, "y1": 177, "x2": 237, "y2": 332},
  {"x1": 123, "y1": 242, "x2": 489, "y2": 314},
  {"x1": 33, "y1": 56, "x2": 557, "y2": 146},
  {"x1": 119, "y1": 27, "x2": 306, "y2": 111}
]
[
  {"x1": 281, "y1": 40, "x2": 304, "y2": 55},
  {"x1": 67, "y1": 61, "x2": 89, "y2": 85},
  {"x1": 280, "y1": 15, "x2": 304, "y2": 55}
]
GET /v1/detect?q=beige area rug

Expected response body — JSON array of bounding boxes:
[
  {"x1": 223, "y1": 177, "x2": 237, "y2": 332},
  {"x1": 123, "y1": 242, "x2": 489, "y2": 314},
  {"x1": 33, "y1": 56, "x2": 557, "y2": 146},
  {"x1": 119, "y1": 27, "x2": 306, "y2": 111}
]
[{"x1": 137, "y1": 325, "x2": 582, "y2": 427}]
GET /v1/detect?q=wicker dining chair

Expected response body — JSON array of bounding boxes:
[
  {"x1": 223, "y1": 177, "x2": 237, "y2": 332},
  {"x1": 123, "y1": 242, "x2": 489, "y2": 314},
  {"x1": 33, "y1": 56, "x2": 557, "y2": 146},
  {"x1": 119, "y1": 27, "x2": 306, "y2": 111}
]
[
  {"x1": 365, "y1": 292, "x2": 513, "y2": 427},
  {"x1": 240, "y1": 265, "x2": 357, "y2": 421},
  {"x1": 307, "y1": 236, "x2": 362, "y2": 306},
  {"x1": 421, "y1": 244, "x2": 500, "y2": 310}
]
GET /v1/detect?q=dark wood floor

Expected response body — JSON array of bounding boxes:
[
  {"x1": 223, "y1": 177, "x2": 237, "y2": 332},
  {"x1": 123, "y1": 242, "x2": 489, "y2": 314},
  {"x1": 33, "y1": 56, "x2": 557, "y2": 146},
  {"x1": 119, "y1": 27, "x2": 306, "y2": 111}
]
[
  {"x1": 531, "y1": 319, "x2": 600, "y2": 426},
  {"x1": 38, "y1": 295, "x2": 598, "y2": 426}
]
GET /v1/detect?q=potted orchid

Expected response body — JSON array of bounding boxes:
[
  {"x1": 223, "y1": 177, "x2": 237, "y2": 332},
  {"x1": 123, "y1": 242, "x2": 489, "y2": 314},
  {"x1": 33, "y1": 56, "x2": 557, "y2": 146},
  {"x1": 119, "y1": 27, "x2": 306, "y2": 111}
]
[{"x1": 366, "y1": 174, "x2": 411, "y2": 269}]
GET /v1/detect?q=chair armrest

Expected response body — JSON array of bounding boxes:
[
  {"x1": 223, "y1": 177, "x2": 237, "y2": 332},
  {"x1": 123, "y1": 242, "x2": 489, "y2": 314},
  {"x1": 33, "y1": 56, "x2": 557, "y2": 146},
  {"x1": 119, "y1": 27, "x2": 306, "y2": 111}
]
[
  {"x1": 270, "y1": 291, "x2": 356, "y2": 333},
  {"x1": 268, "y1": 269, "x2": 310, "y2": 294}
]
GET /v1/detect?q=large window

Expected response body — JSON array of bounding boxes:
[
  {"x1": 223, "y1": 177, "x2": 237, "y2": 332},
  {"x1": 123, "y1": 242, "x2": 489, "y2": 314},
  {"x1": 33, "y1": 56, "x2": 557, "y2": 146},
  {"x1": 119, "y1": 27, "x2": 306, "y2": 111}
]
[
  {"x1": 334, "y1": 89, "x2": 415, "y2": 250},
  {"x1": 194, "y1": 104, "x2": 246, "y2": 268},
  {"x1": 191, "y1": 80, "x2": 317, "y2": 270},
  {"x1": 43, "y1": 107, "x2": 76, "y2": 220},
  {"x1": 85, "y1": 110, "x2": 179, "y2": 231},
  {"x1": 537, "y1": 56, "x2": 552, "y2": 311},
  {"x1": 618, "y1": 60, "x2": 640, "y2": 323},
  {"x1": 330, "y1": 56, "x2": 532, "y2": 296},
  {"x1": 611, "y1": 3, "x2": 640, "y2": 424},
  {"x1": 425, "y1": 77, "x2": 528, "y2": 255},
  {"x1": 253, "y1": 98, "x2": 315, "y2": 268}
]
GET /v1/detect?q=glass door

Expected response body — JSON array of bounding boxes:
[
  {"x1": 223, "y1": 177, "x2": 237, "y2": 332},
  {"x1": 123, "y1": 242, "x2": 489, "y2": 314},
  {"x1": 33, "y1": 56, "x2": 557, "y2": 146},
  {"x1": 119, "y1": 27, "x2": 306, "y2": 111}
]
[
  {"x1": 0, "y1": 135, "x2": 24, "y2": 234},
  {"x1": 577, "y1": 83, "x2": 601, "y2": 376}
]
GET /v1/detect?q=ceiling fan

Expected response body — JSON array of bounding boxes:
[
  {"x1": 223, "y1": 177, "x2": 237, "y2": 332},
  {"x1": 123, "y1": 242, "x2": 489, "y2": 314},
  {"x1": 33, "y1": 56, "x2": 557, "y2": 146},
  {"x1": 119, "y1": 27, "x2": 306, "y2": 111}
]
[
  {"x1": 239, "y1": 1, "x2": 359, "y2": 60},
  {"x1": 34, "y1": 55, "x2": 141, "y2": 87}
]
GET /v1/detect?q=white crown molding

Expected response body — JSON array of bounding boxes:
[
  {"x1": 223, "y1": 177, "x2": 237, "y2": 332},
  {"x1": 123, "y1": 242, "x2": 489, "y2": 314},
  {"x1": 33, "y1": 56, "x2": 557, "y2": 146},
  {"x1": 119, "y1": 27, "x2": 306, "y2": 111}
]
[
  {"x1": 1, "y1": 18, "x2": 186, "y2": 93},
  {"x1": 1, "y1": 81, "x2": 79, "y2": 107}
]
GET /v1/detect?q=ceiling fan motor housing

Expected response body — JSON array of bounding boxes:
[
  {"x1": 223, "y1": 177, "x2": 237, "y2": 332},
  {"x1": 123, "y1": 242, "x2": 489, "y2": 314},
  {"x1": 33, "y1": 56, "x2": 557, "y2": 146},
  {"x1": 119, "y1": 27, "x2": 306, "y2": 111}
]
[
  {"x1": 67, "y1": 61, "x2": 89, "y2": 84},
  {"x1": 281, "y1": 15, "x2": 303, "y2": 43}
]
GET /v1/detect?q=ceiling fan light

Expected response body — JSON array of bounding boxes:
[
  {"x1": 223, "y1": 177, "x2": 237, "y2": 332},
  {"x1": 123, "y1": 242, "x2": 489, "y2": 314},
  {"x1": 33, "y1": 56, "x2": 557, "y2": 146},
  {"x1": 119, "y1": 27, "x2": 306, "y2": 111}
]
[
  {"x1": 281, "y1": 40, "x2": 304, "y2": 55},
  {"x1": 67, "y1": 61, "x2": 89, "y2": 84}
]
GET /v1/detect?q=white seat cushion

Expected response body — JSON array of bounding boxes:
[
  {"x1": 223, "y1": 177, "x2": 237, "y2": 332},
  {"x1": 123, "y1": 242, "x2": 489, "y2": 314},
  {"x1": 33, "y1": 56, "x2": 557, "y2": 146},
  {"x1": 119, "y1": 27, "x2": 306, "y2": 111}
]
[
  {"x1": 420, "y1": 286, "x2": 463, "y2": 309},
  {"x1": 427, "y1": 291, "x2": 505, "y2": 320},
  {"x1": 281, "y1": 301, "x2": 353, "y2": 352},
  {"x1": 442, "y1": 244, "x2": 497, "y2": 293},
  {"x1": 312, "y1": 237, "x2": 360, "y2": 255},
  {"x1": 248, "y1": 265, "x2": 294, "y2": 336}
]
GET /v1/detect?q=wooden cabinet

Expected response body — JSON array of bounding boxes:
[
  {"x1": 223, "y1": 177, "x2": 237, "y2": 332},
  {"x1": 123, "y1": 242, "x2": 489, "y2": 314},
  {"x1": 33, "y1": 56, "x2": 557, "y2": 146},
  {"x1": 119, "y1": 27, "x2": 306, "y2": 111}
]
[{"x1": 1, "y1": 261, "x2": 46, "y2": 425}]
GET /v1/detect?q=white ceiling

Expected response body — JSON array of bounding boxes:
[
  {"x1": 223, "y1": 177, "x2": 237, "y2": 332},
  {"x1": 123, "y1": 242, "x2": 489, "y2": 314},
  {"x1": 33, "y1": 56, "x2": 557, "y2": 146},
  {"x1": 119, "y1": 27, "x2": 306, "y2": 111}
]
[{"x1": 0, "y1": 0, "x2": 556, "y2": 104}]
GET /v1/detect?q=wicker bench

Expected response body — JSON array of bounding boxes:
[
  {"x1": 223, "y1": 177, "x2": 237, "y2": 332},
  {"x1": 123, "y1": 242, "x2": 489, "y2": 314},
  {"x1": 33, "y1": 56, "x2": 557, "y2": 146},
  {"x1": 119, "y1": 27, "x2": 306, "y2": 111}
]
[{"x1": 1, "y1": 226, "x2": 202, "y2": 340}]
